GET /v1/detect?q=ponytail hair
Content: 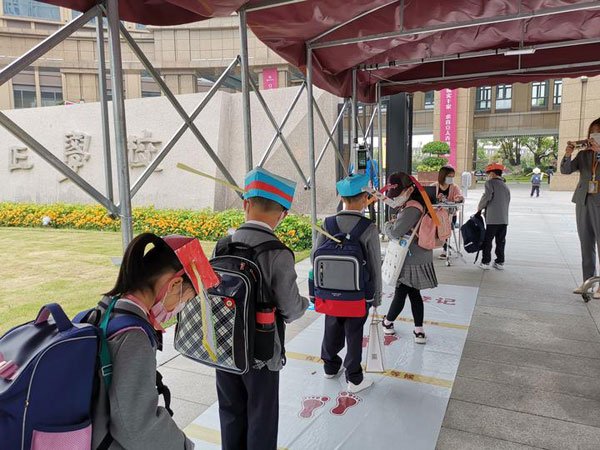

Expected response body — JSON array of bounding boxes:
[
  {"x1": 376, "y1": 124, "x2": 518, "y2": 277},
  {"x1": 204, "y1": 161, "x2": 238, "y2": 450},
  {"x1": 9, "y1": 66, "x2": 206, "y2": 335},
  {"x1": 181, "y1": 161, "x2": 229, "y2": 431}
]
[
  {"x1": 105, "y1": 233, "x2": 184, "y2": 297},
  {"x1": 589, "y1": 117, "x2": 600, "y2": 137}
]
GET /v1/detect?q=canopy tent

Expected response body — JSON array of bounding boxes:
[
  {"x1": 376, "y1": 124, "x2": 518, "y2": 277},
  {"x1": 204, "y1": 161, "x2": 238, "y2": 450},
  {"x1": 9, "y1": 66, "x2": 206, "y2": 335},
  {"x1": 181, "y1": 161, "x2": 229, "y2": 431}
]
[{"x1": 8, "y1": 0, "x2": 600, "y2": 248}]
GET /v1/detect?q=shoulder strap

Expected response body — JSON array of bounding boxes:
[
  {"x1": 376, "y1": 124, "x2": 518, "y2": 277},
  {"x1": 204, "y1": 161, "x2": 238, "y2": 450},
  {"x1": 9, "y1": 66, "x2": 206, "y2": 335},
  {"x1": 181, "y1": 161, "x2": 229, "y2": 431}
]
[
  {"x1": 324, "y1": 216, "x2": 340, "y2": 236},
  {"x1": 106, "y1": 315, "x2": 158, "y2": 347},
  {"x1": 215, "y1": 235, "x2": 233, "y2": 257},
  {"x1": 405, "y1": 200, "x2": 424, "y2": 213},
  {"x1": 348, "y1": 216, "x2": 373, "y2": 240},
  {"x1": 253, "y1": 240, "x2": 294, "y2": 260}
]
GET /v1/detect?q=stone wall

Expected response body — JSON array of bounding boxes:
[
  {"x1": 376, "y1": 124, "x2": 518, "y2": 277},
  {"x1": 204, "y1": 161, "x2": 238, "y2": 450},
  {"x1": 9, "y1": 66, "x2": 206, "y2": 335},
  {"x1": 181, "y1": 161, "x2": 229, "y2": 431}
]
[{"x1": 1, "y1": 86, "x2": 341, "y2": 215}]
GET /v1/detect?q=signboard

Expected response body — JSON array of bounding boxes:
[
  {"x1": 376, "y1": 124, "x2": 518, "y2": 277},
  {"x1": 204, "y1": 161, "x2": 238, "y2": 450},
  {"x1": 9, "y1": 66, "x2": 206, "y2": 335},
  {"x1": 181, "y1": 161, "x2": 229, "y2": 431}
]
[
  {"x1": 440, "y1": 89, "x2": 457, "y2": 167},
  {"x1": 262, "y1": 68, "x2": 279, "y2": 90}
]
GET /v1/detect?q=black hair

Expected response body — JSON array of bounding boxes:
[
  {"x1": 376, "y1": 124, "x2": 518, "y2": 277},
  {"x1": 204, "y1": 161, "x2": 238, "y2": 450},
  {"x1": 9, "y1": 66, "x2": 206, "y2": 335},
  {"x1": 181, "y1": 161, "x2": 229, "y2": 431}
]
[
  {"x1": 387, "y1": 171, "x2": 426, "y2": 207},
  {"x1": 341, "y1": 192, "x2": 368, "y2": 203},
  {"x1": 490, "y1": 169, "x2": 503, "y2": 177},
  {"x1": 105, "y1": 233, "x2": 187, "y2": 297},
  {"x1": 438, "y1": 166, "x2": 455, "y2": 185},
  {"x1": 247, "y1": 196, "x2": 286, "y2": 213},
  {"x1": 589, "y1": 117, "x2": 600, "y2": 136}
]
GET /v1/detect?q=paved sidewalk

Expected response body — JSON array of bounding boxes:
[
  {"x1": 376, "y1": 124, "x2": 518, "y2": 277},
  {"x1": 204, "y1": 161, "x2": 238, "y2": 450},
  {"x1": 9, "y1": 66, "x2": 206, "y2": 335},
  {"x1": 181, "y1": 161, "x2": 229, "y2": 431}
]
[{"x1": 160, "y1": 183, "x2": 600, "y2": 449}]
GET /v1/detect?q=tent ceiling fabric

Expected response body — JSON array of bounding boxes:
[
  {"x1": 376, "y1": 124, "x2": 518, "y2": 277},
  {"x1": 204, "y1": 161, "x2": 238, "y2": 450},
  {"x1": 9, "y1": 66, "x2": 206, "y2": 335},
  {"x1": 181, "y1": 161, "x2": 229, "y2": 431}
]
[{"x1": 40, "y1": 0, "x2": 600, "y2": 102}]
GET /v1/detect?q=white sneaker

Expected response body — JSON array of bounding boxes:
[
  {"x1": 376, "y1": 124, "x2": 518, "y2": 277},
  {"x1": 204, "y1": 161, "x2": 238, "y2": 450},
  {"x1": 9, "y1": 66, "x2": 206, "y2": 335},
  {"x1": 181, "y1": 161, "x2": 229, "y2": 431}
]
[
  {"x1": 479, "y1": 263, "x2": 491, "y2": 270},
  {"x1": 413, "y1": 331, "x2": 427, "y2": 344},
  {"x1": 324, "y1": 367, "x2": 344, "y2": 379},
  {"x1": 347, "y1": 378, "x2": 374, "y2": 393},
  {"x1": 381, "y1": 316, "x2": 396, "y2": 335},
  {"x1": 493, "y1": 262, "x2": 505, "y2": 270}
]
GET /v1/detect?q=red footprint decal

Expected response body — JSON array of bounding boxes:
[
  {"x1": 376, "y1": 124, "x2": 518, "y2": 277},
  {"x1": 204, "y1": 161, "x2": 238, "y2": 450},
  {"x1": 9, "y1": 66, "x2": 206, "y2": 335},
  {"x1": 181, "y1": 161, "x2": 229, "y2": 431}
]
[
  {"x1": 384, "y1": 335, "x2": 399, "y2": 346},
  {"x1": 330, "y1": 392, "x2": 362, "y2": 416},
  {"x1": 362, "y1": 336, "x2": 369, "y2": 348},
  {"x1": 299, "y1": 396, "x2": 330, "y2": 419}
]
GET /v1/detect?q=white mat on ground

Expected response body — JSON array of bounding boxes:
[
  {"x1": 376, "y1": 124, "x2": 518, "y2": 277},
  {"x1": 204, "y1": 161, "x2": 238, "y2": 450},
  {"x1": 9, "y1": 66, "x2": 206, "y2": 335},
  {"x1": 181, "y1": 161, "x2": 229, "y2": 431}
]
[{"x1": 186, "y1": 283, "x2": 478, "y2": 450}]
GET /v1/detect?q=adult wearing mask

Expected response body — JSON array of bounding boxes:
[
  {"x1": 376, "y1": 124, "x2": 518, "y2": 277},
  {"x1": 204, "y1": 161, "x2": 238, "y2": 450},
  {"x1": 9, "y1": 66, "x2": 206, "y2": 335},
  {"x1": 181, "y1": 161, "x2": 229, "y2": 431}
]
[
  {"x1": 561, "y1": 117, "x2": 600, "y2": 296},
  {"x1": 434, "y1": 166, "x2": 463, "y2": 259}
]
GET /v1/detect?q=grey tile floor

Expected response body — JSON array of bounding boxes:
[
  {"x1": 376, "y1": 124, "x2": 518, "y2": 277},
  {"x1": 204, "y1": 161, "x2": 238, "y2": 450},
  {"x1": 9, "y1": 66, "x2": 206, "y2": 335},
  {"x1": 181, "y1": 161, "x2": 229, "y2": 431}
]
[{"x1": 159, "y1": 183, "x2": 600, "y2": 449}]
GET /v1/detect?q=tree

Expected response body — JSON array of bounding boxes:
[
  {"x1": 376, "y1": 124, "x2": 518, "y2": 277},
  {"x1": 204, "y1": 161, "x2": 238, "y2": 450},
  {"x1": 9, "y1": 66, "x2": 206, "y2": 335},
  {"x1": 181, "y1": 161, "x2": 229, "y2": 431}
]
[
  {"x1": 522, "y1": 136, "x2": 558, "y2": 166},
  {"x1": 491, "y1": 137, "x2": 526, "y2": 167},
  {"x1": 416, "y1": 141, "x2": 449, "y2": 172}
]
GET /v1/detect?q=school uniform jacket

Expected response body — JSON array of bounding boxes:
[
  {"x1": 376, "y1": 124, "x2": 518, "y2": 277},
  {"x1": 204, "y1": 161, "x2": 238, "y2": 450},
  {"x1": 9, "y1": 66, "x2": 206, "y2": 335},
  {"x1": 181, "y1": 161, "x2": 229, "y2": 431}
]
[
  {"x1": 229, "y1": 222, "x2": 309, "y2": 371},
  {"x1": 561, "y1": 150, "x2": 600, "y2": 206},
  {"x1": 91, "y1": 297, "x2": 194, "y2": 450}
]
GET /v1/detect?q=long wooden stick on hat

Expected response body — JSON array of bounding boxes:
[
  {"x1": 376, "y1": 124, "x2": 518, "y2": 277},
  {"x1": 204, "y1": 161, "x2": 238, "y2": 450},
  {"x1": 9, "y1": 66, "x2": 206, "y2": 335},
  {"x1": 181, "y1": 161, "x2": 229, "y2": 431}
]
[{"x1": 177, "y1": 163, "x2": 341, "y2": 243}]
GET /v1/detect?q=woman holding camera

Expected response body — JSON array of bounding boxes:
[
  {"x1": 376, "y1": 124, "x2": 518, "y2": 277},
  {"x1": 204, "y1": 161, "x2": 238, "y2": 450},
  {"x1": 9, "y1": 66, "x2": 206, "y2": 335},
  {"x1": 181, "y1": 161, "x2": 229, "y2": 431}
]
[{"x1": 561, "y1": 118, "x2": 600, "y2": 296}]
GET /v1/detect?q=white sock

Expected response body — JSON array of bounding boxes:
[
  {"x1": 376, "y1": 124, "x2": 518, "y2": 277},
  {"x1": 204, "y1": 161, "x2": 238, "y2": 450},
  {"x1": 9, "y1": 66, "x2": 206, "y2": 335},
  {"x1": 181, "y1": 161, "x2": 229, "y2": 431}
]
[
  {"x1": 384, "y1": 318, "x2": 393, "y2": 326},
  {"x1": 415, "y1": 327, "x2": 424, "y2": 334}
]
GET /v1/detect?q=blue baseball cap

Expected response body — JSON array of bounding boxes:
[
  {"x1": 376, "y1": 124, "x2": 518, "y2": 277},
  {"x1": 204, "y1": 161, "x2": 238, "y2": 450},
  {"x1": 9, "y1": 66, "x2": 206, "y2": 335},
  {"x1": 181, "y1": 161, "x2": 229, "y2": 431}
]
[{"x1": 336, "y1": 173, "x2": 369, "y2": 197}]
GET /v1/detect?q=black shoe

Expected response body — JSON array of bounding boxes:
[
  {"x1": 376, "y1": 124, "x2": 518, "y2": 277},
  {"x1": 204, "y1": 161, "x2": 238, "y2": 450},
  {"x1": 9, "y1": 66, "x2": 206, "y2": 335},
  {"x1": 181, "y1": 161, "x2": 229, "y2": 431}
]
[{"x1": 382, "y1": 316, "x2": 396, "y2": 335}]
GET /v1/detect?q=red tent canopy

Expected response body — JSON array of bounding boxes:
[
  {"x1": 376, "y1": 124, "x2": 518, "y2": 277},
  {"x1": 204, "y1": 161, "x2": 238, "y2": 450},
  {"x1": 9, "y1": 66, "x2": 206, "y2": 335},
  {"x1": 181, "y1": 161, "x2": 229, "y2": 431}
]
[{"x1": 40, "y1": 0, "x2": 600, "y2": 102}]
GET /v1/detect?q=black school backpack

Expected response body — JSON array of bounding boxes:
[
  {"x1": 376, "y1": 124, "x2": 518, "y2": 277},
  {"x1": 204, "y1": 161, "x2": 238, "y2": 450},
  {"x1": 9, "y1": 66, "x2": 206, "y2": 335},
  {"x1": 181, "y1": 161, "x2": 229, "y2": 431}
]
[
  {"x1": 175, "y1": 230, "x2": 293, "y2": 375},
  {"x1": 461, "y1": 213, "x2": 486, "y2": 261}
]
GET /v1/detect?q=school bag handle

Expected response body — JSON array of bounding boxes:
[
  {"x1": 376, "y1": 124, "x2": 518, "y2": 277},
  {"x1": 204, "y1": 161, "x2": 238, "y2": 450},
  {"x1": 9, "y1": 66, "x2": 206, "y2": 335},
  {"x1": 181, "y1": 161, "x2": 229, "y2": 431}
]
[{"x1": 34, "y1": 303, "x2": 73, "y2": 332}]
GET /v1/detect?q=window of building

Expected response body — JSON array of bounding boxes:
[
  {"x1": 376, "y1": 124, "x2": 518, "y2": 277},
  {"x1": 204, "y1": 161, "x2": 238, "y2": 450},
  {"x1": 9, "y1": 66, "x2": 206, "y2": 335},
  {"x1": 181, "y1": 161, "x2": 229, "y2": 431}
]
[
  {"x1": 39, "y1": 68, "x2": 63, "y2": 107},
  {"x1": 13, "y1": 85, "x2": 36, "y2": 109},
  {"x1": 141, "y1": 70, "x2": 160, "y2": 98},
  {"x1": 495, "y1": 84, "x2": 512, "y2": 110},
  {"x1": 424, "y1": 90, "x2": 434, "y2": 109},
  {"x1": 12, "y1": 67, "x2": 36, "y2": 109},
  {"x1": 476, "y1": 86, "x2": 492, "y2": 111},
  {"x1": 553, "y1": 80, "x2": 562, "y2": 106},
  {"x1": 4, "y1": 0, "x2": 60, "y2": 21},
  {"x1": 531, "y1": 81, "x2": 549, "y2": 108}
]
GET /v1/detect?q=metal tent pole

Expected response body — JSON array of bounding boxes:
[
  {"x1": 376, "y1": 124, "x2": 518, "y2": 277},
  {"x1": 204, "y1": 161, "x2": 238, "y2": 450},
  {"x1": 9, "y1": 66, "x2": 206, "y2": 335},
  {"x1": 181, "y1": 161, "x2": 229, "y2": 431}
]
[
  {"x1": 96, "y1": 12, "x2": 113, "y2": 203},
  {"x1": 239, "y1": 8, "x2": 253, "y2": 171},
  {"x1": 107, "y1": 0, "x2": 133, "y2": 248},
  {"x1": 306, "y1": 47, "x2": 318, "y2": 243},
  {"x1": 351, "y1": 67, "x2": 358, "y2": 171},
  {"x1": 376, "y1": 82, "x2": 384, "y2": 229}
]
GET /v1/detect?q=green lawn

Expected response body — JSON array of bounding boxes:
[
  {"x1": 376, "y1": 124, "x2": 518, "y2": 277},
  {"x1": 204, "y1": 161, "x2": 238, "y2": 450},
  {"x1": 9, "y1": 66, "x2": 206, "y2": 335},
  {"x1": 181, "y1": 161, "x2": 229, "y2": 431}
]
[{"x1": 0, "y1": 228, "x2": 309, "y2": 333}]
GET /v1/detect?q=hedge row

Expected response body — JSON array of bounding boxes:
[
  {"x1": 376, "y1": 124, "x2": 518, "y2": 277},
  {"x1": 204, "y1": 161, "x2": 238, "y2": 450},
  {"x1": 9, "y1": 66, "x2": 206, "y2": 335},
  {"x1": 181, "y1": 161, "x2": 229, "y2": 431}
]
[{"x1": 0, "y1": 203, "x2": 314, "y2": 251}]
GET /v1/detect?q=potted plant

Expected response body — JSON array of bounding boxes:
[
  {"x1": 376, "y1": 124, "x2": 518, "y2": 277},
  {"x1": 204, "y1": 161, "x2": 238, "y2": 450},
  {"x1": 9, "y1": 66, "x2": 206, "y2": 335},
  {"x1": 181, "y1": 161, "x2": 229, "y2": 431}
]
[{"x1": 416, "y1": 141, "x2": 450, "y2": 183}]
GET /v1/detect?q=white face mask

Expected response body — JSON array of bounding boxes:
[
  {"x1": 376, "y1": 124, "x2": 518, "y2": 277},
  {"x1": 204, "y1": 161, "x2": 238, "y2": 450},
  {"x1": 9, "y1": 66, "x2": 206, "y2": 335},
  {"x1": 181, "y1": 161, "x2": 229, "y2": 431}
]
[
  {"x1": 392, "y1": 189, "x2": 412, "y2": 208},
  {"x1": 445, "y1": 177, "x2": 454, "y2": 185}
]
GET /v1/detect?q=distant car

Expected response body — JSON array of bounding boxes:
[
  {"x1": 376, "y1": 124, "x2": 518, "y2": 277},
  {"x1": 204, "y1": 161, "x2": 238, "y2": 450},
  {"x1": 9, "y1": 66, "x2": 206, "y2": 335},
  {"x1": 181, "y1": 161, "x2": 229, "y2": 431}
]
[{"x1": 474, "y1": 170, "x2": 486, "y2": 182}]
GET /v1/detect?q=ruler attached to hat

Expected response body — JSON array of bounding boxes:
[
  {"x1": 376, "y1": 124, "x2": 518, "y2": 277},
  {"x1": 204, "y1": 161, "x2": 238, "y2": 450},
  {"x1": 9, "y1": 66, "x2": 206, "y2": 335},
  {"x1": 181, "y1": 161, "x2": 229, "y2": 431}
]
[{"x1": 177, "y1": 163, "x2": 341, "y2": 243}]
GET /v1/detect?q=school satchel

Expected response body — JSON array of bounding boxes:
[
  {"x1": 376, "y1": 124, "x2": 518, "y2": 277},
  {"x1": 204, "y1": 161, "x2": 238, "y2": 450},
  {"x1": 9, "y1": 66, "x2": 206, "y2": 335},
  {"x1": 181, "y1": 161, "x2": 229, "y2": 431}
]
[
  {"x1": 0, "y1": 300, "x2": 162, "y2": 450},
  {"x1": 461, "y1": 213, "x2": 486, "y2": 261},
  {"x1": 175, "y1": 234, "x2": 292, "y2": 375},
  {"x1": 310, "y1": 216, "x2": 374, "y2": 317}
]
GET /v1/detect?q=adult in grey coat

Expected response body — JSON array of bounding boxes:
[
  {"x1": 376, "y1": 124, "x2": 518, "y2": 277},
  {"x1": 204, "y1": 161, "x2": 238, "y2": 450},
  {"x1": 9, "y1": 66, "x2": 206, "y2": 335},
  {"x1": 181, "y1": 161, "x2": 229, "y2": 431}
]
[
  {"x1": 560, "y1": 117, "x2": 600, "y2": 294},
  {"x1": 478, "y1": 163, "x2": 511, "y2": 270}
]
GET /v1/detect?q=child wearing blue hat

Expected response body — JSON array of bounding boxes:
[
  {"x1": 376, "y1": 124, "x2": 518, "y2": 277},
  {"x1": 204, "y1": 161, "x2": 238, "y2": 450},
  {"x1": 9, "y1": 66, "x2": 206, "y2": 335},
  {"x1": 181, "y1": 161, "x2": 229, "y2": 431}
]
[
  {"x1": 215, "y1": 167, "x2": 308, "y2": 450},
  {"x1": 311, "y1": 173, "x2": 382, "y2": 393}
]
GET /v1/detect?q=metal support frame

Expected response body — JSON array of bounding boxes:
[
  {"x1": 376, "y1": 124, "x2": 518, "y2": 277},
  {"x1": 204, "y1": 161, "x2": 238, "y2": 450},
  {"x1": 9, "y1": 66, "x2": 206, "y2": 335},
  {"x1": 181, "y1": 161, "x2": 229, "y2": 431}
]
[
  {"x1": 107, "y1": 0, "x2": 133, "y2": 247},
  {"x1": 258, "y1": 82, "x2": 306, "y2": 167},
  {"x1": 306, "y1": 47, "x2": 318, "y2": 242},
  {"x1": 239, "y1": 8, "x2": 253, "y2": 171},
  {"x1": 96, "y1": 13, "x2": 113, "y2": 204},
  {"x1": 247, "y1": 75, "x2": 309, "y2": 185},
  {"x1": 118, "y1": 24, "x2": 242, "y2": 197},
  {"x1": 376, "y1": 82, "x2": 384, "y2": 229},
  {"x1": 311, "y1": 1, "x2": 600, "y2": 49},
  {"x1": 309, "y1": 99, "x2": 349, "y2": 182},
  {"x1": 351, "y1": 67, "x2": 358, "y2": 169}
]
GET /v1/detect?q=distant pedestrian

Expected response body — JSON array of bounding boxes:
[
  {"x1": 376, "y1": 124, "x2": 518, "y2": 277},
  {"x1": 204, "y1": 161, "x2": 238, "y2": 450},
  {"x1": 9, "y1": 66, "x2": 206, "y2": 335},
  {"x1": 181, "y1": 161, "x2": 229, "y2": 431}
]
[
  {"x1": 531, "y1": 167, "x2": 542, "y2": 197},
  {"x1": 546, "y1": 167, "x2": 554, "y2": 184}
]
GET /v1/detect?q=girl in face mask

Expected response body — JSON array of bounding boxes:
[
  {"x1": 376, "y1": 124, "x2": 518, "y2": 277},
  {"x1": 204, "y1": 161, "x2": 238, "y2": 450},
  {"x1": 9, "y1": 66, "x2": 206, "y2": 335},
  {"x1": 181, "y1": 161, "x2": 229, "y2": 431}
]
[
  {"x1": 91, "y1": 233, "x2": 199, "y2": 450},
  {"x1": 435, "y1": 166, "x2": 464, "y2": 258},
  {"x1": 382, "y1": 172, "x2": 438, "y2": 344}
]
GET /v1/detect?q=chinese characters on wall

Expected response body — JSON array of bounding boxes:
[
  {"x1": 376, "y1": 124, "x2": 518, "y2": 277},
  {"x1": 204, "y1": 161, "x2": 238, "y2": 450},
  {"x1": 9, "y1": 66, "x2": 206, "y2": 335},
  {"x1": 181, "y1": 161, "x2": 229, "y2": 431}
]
[
  {"x1": 60, "y1": 131, "x2": 91, "y2": 182},
  {"x1": 9, "y1": 146, "x2": 33, "y2": 171},
  {"x1": 440, "y1": 89, "x2": 457, "y2": 168}
]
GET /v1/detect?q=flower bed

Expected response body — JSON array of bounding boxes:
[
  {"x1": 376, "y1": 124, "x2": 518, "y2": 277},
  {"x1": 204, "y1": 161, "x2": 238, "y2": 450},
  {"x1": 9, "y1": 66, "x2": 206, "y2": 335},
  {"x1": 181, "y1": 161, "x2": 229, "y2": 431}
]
[{"x1": 0, "y1": 203, "x2": 314, "y2": 251}]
